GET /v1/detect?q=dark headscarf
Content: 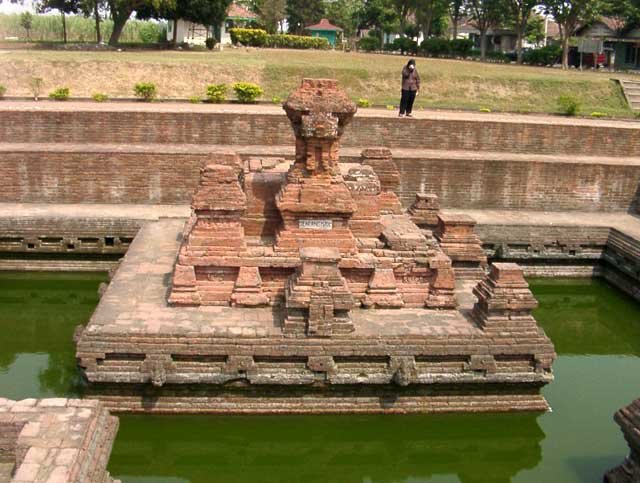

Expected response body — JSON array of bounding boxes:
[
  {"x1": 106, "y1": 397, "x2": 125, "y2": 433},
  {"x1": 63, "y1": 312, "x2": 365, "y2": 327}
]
[{"x1": 407, "y1": 59, "x2": 416, "y2": 67}]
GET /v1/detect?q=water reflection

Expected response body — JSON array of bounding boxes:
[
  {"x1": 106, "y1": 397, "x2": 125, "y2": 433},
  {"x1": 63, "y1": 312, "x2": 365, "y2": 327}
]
[{"x1": 0, "y1": 271, "x2": 105, "y2": 399}]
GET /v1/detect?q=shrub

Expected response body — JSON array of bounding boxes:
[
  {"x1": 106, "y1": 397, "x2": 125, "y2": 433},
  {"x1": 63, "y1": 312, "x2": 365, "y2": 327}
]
[
  {"x1": 0, "y1": 85, "x2": 5, "y2": 99},
  {"x1": 479, "y1": 107, "x2": 492, "y2": 113},
  {"x1": 271, "y1": 96, "x2": 282, "y2": 104},
  {"x1": 29, "y1": 77, "x2": 44, "y2": 100},
  {"x1": 233, "y1": 82, "x2": 263, "y2": 103},
  {"x1": 357, "y1": 98, "x2": 372, "y2": 108},
  {"x1": 230, "y1": 28, "x2": 268, "y2": 47},
  {"x1": 420, "y1": 37, "x2": 450, "y2": 57},
  {"x1": 205, "y1": 83, "x2": 227, "y2": 103},
  {"x1": 189, "y1": 96, "x2": 201, "y2": 104},
  {"x1": 138, "y1": 22, "x2": 161, "y2": 43},
  {"x1": 357, "y1": 35, "x2": 381, "y2": 52},
  {"x1": 557, "y1": 95, "x2": 580, "y2": 116},
  {"x1": 523, "y1": 45, "x2": 562, "y2": 65},
  {"x1": 450, "y1": 38, "x2": 473, "y2": 57},
  {"x1": 386, "y1": 105, "x2": 395, "y2": 110},
  {"x1": 590, "y1": 111, "x2": 607, "y2": 118},
  {"x1": 205, "y1": 37, "x2": 216, "y2": 50},
  {"x1": 486, "y1": 51, "x2": 509, "y2": 62},
  {"x1": 390, "y1": 37, "x2": 418, "y2": 55},
  {"x1": 134, "y1": 82, "x2": 157, "y2": 102},
  {"x1": 266, "y1": 34, "x2": 330, "y2": 49},
  {"x1": 92, "y1": 92, "x2": 108, "y2": 102},
  {"x1": 48, "y1": 87, "x2": 70, "y2": 101}
]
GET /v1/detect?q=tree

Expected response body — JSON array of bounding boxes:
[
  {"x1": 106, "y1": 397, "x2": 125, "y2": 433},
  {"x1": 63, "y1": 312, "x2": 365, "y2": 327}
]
[
  {"x1": 325, "y1": 0, "x2": 364, "y2": 38},
  {"x1": 80, "y1": 0, "x2": 106, "y2": 43},
  {"x1": 285, "y1": 0, "x2": 324, "y2": 34},
  {"x1": 359, "y1": 0, "x2": 399, "y2": 44},
  {"x1": 414, "y1": 0, "x2": 447, "y2": 39},
  {"x1": 600, "y1": 0, "x2": 639, "y2": 36},
  {"x1": 507, "y1": 0, "x2": 537, "y2": 63},
  {"x1": 448, "y1": 0, "x2": 464, "y2": 38},
  {"x1": 467, "y1": 0, "x2": 504, "y2": 59},
  {"x1": 542, "y1": 0, "x2": 602, "y2": 69},
  {"x1": 38, "y1": 0, "x2": 80, "y2": 43},
  {"x1": 525, "y1": 13, "x2": 545, "y2": 45},
  {"x1": 258, "y1": 0, "x2": 286, "y2": 33},
  {"x1": 19, "y1": 11, "x2": 33, "y2": 40},
  {"x1": 391, "y1": 0, "x2": 415, "y2": 36}
]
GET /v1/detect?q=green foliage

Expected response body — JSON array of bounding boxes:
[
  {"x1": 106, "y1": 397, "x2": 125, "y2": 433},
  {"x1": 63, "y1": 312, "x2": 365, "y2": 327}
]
[
  {"x1": 386, "y1": 104, "x2": 395, "y2": 110},
  {"x1": 525, "y1": 14, "x2": 546, "y2": 45},
  {"x1": 19, "y1": 12, "x2": 32, "y2": 39},
  {"x1": 485, "y1": 50, "x2": 509, "y2": 62},
  {"x1": 134, "y1": 82, "x2": 157, "y2": 102},
  {"x1": 265, "y1": 33, "x2": 330, "y2": 49},
  {"x1": 479, "y1": 107, "x2": 492, "y2": 112},
  {"x1": 189, "y1": 95, "x2": 201, "y2": 103},
  {"x1": 230, "y1": 28, "x2": 330, "y2": 49},
  {"x1": 48, "y1": 86, "x2": 70, "y2": 100},
  {"x1": 389, "y1": 36, "x2": 417, "y2": 54},
  {"x1": 92, "y1": 92, "x2": 108, "y2": 102},
  {"x1": 233, "y1": 82, "x2": 263, "y2": 103},
  {"x1": 357, "y1": 34, "x2": 381, "y2": 52},
  {"x1": 420, "y1": 37, "x2": 450, "y2": 56},
  {"x1": 590, "y1": 111, "x2": 607, "y2": 118},
  {"x1": 286, "y1": 0, "x2": 324, "y2": 34},
  {"x1": 205, "y1": 83, "x2": 227, "y2": 103},
  {"x1": 230, "y1": 28, "x2": 269, "y2": 46},
  {"x1": 0, "y1": 85, "x2": 5, "y2": 99},
  {"x1": 0, "y1": 13, "x2": 168, "y2": 43},
  {"x1": 450, "y1": 38, "x2": 473, "y2": 56},
  {"x1": 137, "y1": 21, "x2": 161, "y2": 43},
  {"x1": 557, "y1": 94, "x2": 580, "y2": 116},
  {"x1": 271, "y1": 95, "x2": 282, "y2": 104},
  {"x1": 205, "y1": 37, "x2": 216, "y2": 50},
  {"x1": 357, "y1": 98, "x2": 372, "y2": 107},
  {"x1": 523, "y1": 45, "x2": 562, "y2": 65}
]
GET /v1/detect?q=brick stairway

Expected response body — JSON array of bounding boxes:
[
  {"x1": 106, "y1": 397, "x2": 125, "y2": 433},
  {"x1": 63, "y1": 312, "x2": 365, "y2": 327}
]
[{"x1": 620, "y1": 79, "x2": 640, "y2": 111}]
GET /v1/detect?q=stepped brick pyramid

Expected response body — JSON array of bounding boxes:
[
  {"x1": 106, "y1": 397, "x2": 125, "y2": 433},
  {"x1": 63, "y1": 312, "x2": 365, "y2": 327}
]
[
  {"x1": 76, "y1": 79, "x2": 556, "y2": 414},
  {"x1": 605, "y1": 398, "x2": 640, "y2": 483}
]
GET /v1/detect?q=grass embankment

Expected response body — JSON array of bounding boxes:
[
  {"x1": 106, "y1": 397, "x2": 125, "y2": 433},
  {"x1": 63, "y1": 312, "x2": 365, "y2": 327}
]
[{"x1": 0, "y1": 48, "x2": 635, "y2": 117}]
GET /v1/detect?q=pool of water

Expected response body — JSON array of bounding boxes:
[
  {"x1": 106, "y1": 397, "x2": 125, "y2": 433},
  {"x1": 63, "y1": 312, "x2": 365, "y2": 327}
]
[{"x1": 1, "y1": 273, "x2": 639, "y2": 483}]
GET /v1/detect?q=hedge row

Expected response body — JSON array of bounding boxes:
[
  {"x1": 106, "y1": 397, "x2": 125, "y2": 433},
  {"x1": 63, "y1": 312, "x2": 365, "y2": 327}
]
[{"x1": 229, "y1": 28, "x2": 330, "y2": 50}]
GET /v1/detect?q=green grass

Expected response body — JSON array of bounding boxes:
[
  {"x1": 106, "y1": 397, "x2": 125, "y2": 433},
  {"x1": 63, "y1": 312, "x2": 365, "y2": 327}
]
[{"x1": 0, "y1": 48, "x2": 636, "y2": 117}]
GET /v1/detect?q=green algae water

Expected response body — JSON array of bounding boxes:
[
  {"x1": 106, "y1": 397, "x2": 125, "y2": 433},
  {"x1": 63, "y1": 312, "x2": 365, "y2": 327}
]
[{"x1": 1, "y1": 273, "x2": 639, "y2": 483}]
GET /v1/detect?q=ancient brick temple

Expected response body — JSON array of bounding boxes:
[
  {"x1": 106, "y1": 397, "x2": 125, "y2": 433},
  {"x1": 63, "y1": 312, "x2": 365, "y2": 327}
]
[
  {"x1": 76, "y1": 79, "x2": 556, "y2": 414},
  {"x1": 169, "y1": 78, "x2": 457, "y2": 335},
  {"x1": 605, "y1": 398, "x2": 640, "y2": 483}
]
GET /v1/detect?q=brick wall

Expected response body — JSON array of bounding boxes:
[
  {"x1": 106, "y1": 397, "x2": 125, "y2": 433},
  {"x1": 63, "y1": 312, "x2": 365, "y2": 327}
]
[
  {"x1": 1, "y1": 108, "x2": 640, "y2": 211},
  {"x1": 2, "y1": 109, "x2": 639, "y2": 157}
]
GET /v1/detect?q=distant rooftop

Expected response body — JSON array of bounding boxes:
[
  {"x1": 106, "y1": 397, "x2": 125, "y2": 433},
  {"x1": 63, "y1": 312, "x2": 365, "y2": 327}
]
[{"x1": 306, "y1": 18, "x2": 342, "y2": 32}]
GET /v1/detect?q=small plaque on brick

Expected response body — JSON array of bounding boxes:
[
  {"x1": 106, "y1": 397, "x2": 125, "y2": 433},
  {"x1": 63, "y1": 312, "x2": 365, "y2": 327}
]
[{"x1": 299, "y1": 219, "x2": 333, "y2": 230}]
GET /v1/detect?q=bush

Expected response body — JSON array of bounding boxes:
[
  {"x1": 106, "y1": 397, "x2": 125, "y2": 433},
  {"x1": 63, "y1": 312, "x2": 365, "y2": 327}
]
[
  {"x1": 230, "y1": 28, "x2": 268, "y2": 47},
  {"x1": 134, "y1": 82, "x2": 157, "y2": 102},
  {"x1": 189, "y1": 96, "x2": 201, "y2": 104},
  {"x1": 523, "y1": 45, "x2": 562, "y2": 65},
  {"x1": 357, "y1": 35, "x2": 381, "y2": 52},
  {"x1": 92, "y1": 92, "x2": 108, "y2": 102},
  {"x1": 357, "y1": 98, "x2": 372, "y2": 108},
  {"x1": 390, "y1": 37, "x2": 418, "y2": 55},
  {"x1": 590, "y1": 111, "x2": 607, "y2": 118},
  {"x1": 233, "y1": 82, "x2": 263, "y2": 103},
  {"x1": 557, "y1": 95, "x2": 580, "y2": 116},
  {"x1": 0, "y1": 85, "x2": 5, "y2": 99},
  {"x1": 48, "y1": 87, "x2": 70, "y2": 101},
  {"x1": 486, "y1": 51, "x2": 509, "y2": 62},
  {"x1": 138, "y1": 22, "x2": 161, "y2": 43},
  {"x1": 479, "y1": 107, "x2": 492, "y2": 113},
  {"x1": 205, "y1": 83, "x2": 227, "y2": 103},
  {"x1": 386, "y1": 105, "x2": 395, "y2": 110},
  {"x1": 205, "y1": 37, "x2": 216, "y2": 50},
  {"x1": 450, "y1": 38, "x2": 473, "y2": 57},
  {"x1": 420, "y1": 37, "x2": 450, "y2": 57},
  {"x1": 271, "y1": 96, "x2": 282, "y2": 104},
  {"x1": 265, "y1": 33, "x2": 330, "y2": 49}
]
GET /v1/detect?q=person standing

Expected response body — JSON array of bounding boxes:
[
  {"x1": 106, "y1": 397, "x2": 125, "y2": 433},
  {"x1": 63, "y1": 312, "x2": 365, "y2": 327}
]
[{"x1": 399, "y1": 59, "x2": 420, "y2": 117}]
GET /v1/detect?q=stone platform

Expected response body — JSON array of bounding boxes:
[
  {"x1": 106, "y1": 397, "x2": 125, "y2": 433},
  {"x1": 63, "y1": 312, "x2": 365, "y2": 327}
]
[
  {"x1": 0, "y1": 398, "x2": 119, "y2": 483},
  {"x1": 76, "y1": 218, "x2": 555, "y2": 414}
]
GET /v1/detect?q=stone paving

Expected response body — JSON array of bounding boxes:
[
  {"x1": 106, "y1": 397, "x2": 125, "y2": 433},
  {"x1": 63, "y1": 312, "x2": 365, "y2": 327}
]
[
  {"x1": 0, "y1": 398, "x2": 118, "y2": 483},
  {"x1": 87, "y1": 218, "x2": 478, "y2": 338}
]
